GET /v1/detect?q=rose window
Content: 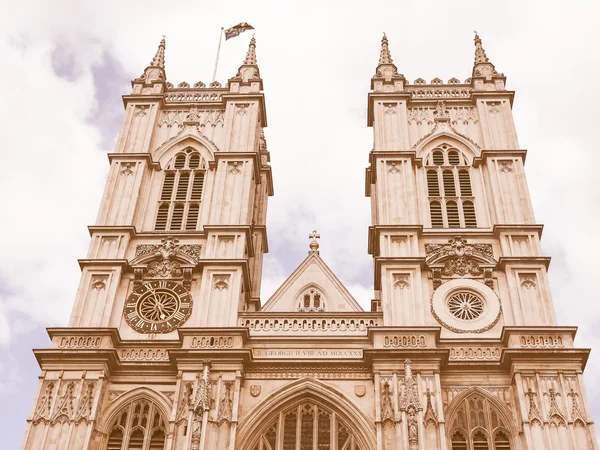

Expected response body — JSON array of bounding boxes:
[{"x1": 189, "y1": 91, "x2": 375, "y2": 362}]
[
  {"x1": 138, "y1": 289, "x2": 179, "y2": 322},
  {"x1": 447, "y1": 291, "x2": 485, "y2": 321}
]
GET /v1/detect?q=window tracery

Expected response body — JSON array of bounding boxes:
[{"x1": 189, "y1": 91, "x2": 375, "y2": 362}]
[
  {"x1": 297, "y1": 286, "x2": 326, "y2": 312},
  {"x1": 449, "y1": 394, "x2": 511, "y2": 450},
  {"x1": 426, "y1": 143, "x2": 477, "y2": 229},
  {"x1": 105, "y1": 398, "x2": 167, "y2": 450},
  {"x1": 155, "y1": 147, "x2": 205, "y2": 231},
  {"x1": 251, "y1": 403, "x2": 362, "y2": 450}
]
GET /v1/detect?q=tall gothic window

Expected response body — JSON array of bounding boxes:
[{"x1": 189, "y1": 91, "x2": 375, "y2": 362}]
[
  {"x1": 155, "y1": 148, "x2": 205, "y2": 231},
  {"x1": 426, "y1": 143, "x2": 477, "y2": 229},
  {"x1": 106, "y1": 398, "x2": 167, "y2": 450},
  {"x1": 251, "y1": 403, "x2": 362, "y2": 450},
  {"x1": 449, "y1": 394, "x2": 511, "y2": 450}
]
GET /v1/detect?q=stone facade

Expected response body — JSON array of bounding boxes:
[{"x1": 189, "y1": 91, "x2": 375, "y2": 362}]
[{"x1": 20, "y1": 34, "x2": 598, "y2": 450}]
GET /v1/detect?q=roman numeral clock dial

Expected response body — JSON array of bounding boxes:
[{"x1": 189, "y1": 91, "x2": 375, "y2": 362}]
[{"x1": 123, "y1": 280, "x2": 192, "y2": 333}]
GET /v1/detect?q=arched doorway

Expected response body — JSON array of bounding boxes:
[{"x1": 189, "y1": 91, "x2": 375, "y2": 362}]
[{"x1": 237, "y1": 379, "x2": 376, "y2": 450}]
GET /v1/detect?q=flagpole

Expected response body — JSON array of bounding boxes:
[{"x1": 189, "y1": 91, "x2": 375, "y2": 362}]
[{"x1": 212, "y1": 27, "x2": 224, "y2": 83}]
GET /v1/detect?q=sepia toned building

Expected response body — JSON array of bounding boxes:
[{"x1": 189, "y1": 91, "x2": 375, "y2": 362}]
[{"x1": 20, "y1": 33, "x2": 598, "y2": 450}]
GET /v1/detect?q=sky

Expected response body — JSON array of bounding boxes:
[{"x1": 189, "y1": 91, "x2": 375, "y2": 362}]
[{"x1": 1, "y1": 0, "x2": 599, "y2": 447}]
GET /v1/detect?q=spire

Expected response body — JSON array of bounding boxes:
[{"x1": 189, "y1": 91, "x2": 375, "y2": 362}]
[
  {"x1": 371, "y1": 33, "x2": 404, "y2": 92},
  {"x1": 473, "y1": 32, "x2": 489, "y2": 65},
  {"x1": 244, "y1": 35, "x2": 257, "y2": 66},
  {"x1": 379, "y1": 33, "x2": 393, "y2": 65},
  {"x1": 150, "y1": 35, "x2": 166, "y2": 69}
]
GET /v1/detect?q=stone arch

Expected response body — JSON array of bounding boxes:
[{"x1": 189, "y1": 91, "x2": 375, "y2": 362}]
[
  {"x1": 294, "y1": 282, "x2": 328, "y2": 311},
  {"x1": 96, "y1": 387, "x2": 172, "y2": 436},
  {"x1": 236, "y1": 378, "x2": 376, "y2": 450},
  {"x1": 416, "y1": 133, "x2": 481, "y2": 162},
  {"x1": 154, "y1": 133, "x2": 218, "y2": 167},
  {"x1": 445, "y1": 387, "x2": 519, "y2": 443}
]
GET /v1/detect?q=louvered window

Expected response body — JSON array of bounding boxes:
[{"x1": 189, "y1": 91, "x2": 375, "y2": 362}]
[
  {"x1": 473, "y1": 432, "x2": 490, "y2": 450},
  {"x1": 426, "y1": 144, "x2": 477, "y2": 228},
  {"x1": 430, "y1": 201, "x2": 443, "y2": 228},
  {"x1": 154, "y1": 148, "x2": 206, "y2": 231},
  {"x1": 495, "y1": 432, "x2": 510, "y2": 450},
  {"x1": 427, "y1": 170, "x2": 440, "y2": 196},
  {"x1": 105, "y1": 399, "x2": 167, "y2": 450}
]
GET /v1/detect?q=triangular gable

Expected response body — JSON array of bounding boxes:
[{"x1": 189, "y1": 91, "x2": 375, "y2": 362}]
[{"x1": 261, "y1": 253, "x2": 364, "y2": 312}]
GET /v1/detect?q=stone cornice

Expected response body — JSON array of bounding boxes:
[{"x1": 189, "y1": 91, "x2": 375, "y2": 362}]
[
  {"x1": 368, "y1": 225, "x2": 424, "y2": 256},
  {"x1": 373, "y1": 257, "x2": 427, "y2": 289},
  {"x1": 367, "y1": 92, "x2": 411, "y2": 126},
  {"x1": 493, "y1": 224, "x2": 544, "y2": 238},
  {"x1": 472, "y1": 149, "x2": 528, "y2": 167},
  {"x1": 222, "y1": 93, "x2": 267, "y2": 127},
  {"x1": 77, "y1": 259, "x2": 129, "y2": 270},
  {"x1": 87, "y1": 225, "x2": 137, "y2": 237},
  {"x1": 496, "y1": 256, "x2": 551, "y2": 269},
  {"x1": 210, "y1": 152, "x2": 274, "y2": 196},
  {"x1": 107, "y1": 152, "x2": 161, "y2": 170},
  {"x1": 121, "y1": 94, "x2": 165, "y2": 108}
]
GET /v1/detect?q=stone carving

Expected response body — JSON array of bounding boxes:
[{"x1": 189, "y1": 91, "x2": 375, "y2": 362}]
[
  {"x1": 108, "y1": 390, "x2": 126, "y2": 401},
  {"x1": 568, "y1": 387, "x2": 587, "y2": 423},
  {"x1": 135, "y1": 105, "x2": 148, "y2": 117},
  {"x1": 74, "y1": 381, "x2": 96, "y2": 424},
  {"x1": 452, "y1": 107, "x2": 478, "y2": 125},
  {"x1": 235, "y1": 103, "x2": 249, "y2": 115},
  {"x1": 407, "y1": 406, "x2": 419, "y2": 449},
  {"x1": 228, "y1": 161, "x2": 242, "y2": 175},
  {"x1": 524, "y1": 388, "x2": 544, "y2": 424},
  {"x1": 120, "y1": 162, "x2": 135, "y2": 176},
  {"x1": 119, "y1": 348, "x2": 169, "y2": 361},
  {"x1": 483, "y1": 267, "x2": 494, "y2": 289},
  {"x1": 90, "y1": 275, "x2": 108, "y2": 291},
  {"x1": 240, "y1": 316, "x2": 379, "y2": 335},
  {"x1": 244, "y1": 366, "x2": 372, "y2": 380},
  {"x1": 186, "y1": 107, "x2": 201, "y2": 123},
  {"x1": 383, "y1": 335, "x2": 426, "y2": 348},
  {"x1": 388, "y1": 161, "x2": 401, "y2": 174},
  {"x1": 384, "y1": 103, "x2": 396, "y2": 115},
  {"x1": 425, "y1": 236, "x2": 496, "y2": 281},
  {"x1": 190, "y1": 336, "x2": 234, "y2": 348},
  {"x1": 51, "y1": 381, "x2": 76, "y2": 424},
  {"x1": 423, "y1": 389, "x2": 438, "y2": 425},
  {"x1": 33, "y1": 381, "x2": 55, "y2": 424},
  {"x1": 176, "y1": 382, "x2": 193, "y2": 424},
  {"x1": 58, "y1": 336, "x2": 102, "y2": 349},
  {"x1": 191, "y1": 361, "x2": 212, "y2": 448},
  {"x1": 545, "y1": 388, "x2": 567, "y2": 426},
  {"x1": 449, "y1": 347, "x2": 501, "y2": 360},
  {"x1": 393, "y1": 274, "x2": 409, "y2": 289},
  {"x1": 520, "y1": 335, "x2": 564, "y2": 348},
  {"x1": 520, "y1": 275, "x2": 536, "y2": 289},
  {"x1": 400, "y1": 360, "x2": 421, "y2": 411},
  {"x1": 146, "y1": 259, "x2": 183, "y2": 278},
  {"x1": 135, "y1": 236, "x2": 201, "y2": 263},
  {"x1": 380, "y1": 378, "x2": 395, "y2": 424},
  {"x1": 250, "y1": 385, "x2": 261, "y2": 397},
  {"x1": 499, "y1": 160, "x2": 513, "y2": 173},
  {"x1": 213, "y1": 275, "x2": 230, "y2": 290},
  {"x1": 433, "y1": 100, "x2": 449, "y2": 120},
  {"x1": 408, "y1": 107, "x2": 431, "y2": 125},
  {"x1": 355, "y1": 385, "x2": 366, "y2": 397},
  {"x1": 217, "y1": 381, "x2": 234, "y2": 425}
]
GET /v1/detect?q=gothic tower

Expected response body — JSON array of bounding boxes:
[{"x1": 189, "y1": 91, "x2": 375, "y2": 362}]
[
  {"x1": 366, "y1": 33, "x2": 598, "y2": 450},
  {"x1": 21, "y1": 36, "x2": 273, "y2": 450},
  {"x1": 20, "y1": 33, "x2": 598, "y2": 450}
]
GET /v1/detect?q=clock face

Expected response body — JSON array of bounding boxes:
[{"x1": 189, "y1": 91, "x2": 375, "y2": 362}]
[{"x1": 124, "y1": 280, "x2": 192, "y2": 333}]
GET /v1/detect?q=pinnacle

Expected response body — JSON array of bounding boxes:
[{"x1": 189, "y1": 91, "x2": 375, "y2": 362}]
[
  {"x1": 379, "y1": 32, "x2": 393, "y2": 65},
  {"x1": 473, "y1": 32, "x2": 489, "y2": 65},
  {"x1": 150, "y1": 35, "x2": 166, "y2": 69},
  {"x1": 243, "y1": 35, "x2": 257, "y2": 66}
]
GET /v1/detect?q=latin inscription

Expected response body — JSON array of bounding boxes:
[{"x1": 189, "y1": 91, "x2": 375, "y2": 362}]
[{"x1": 252, "y1": 348, "x2": 363, "y2": 359}]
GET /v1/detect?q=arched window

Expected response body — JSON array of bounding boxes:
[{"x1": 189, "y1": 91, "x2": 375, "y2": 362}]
[
  {"x1": 425, "y1": 143, "x2": 477, "y2": 228},
  {"x1": 251, "y1": 403, "x2": 362, "y2": 450},
  {"x1": 155, "y1": 148, "x2": 206, "y2": 231},
  {"x1": 449, "y1": 394, "x2": 511, "y2": 450},
  {"x1": 105, "y1": 398, "x2": 167, "y2": 450},
  {"x1": 297, "y1": 286, "x2": 326, "y2": 312},
  {"x1": 451, "y1": 431, "x2": 467, "y2": 450}
]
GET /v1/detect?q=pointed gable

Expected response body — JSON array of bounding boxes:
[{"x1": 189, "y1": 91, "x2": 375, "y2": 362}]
[{"x1": 261, "y1": 253, "x2": 364, "y2": 312}]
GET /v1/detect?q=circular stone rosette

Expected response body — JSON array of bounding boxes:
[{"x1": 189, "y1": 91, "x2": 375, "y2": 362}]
[{"x1": 431, "y1": 279, "x2": 501, "y2": 333}]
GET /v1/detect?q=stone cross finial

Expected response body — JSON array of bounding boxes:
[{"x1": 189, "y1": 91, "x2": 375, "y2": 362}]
[{"x1": 309, "y1": 230, "x2": 320, "y2": 254}]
